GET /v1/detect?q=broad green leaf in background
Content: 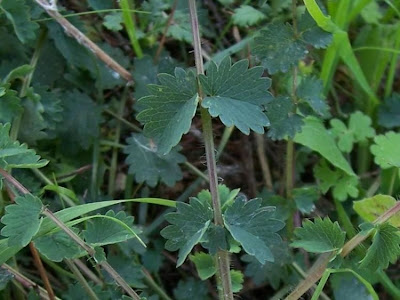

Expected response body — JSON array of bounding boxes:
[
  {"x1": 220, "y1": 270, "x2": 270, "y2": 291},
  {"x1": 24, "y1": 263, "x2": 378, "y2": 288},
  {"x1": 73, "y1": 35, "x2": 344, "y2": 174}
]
[
  {"x1": 104, "y1": 254, "x2": 145, "y2": 288},
  {"x1": 200, "y1": 57, "x2": 272, "y2": 134},
  {"x1": 232, "y1": 5, "x2": 266, "y2": 27},
  {"x1": 0, "y1": 123, "x2": 48, "y2": 169},
  {"x1": 294, "y1": 116, "x2": 355, "y2": 176},
  {"x1": 297, "y1": 77, "x2": 329, "y2": 117},
  {"x1": 360, "y1": 1, "x2": 382, "y2": 24},
  {"x1": 353, "y1": 195, "x2": 400, "y2": 228},
  {"x1": 47, "y1": 22, "x2": 97, "y2": 76},
  {"x1": 0, "y1": 268, "x2": 13, "y2": 291},
  {"x1": 298, "y1": 10, "x2": 332, "y2": 49},
  {"x1": 33, "y1": 229, "x2": 83, "y2": 262},
  {"x1": 331, "y1": 111, "x2": 375, "y2": 153},
  {"x1": 18, "y1": 89, "x2": 47, "y2": 145},
  {"x1": 378, "y1": 93, "x2": 400, "y2": 129},
  {"x1": 124, "y1": 133, "x2": 185, "y2": 187},
  {"x1": 34, "y1": 86, "x2": 63, "y2": 138},
  {"x1": 253, "y1": 23, "x2": 307, "y2": 74},
  {"x1": 160, "y1": 197, "x2": 213, "y2": 266},
  {"x1": 293, "y1": 186, "x2": 319, "y2": 214},
  {"x1": 137, "y1": 68, "x2": 198, "y2": 155},
  {"x1": 331, "y1": 273, "x2": 378, "y2": 300},
  {"x1": 242, "y1": 241, "x2": 292, "y2": 289},
  {"x1": 1, "y1": 194, "x2": 43, "y2": 247},
  {"x1": 253, "y1": 12, "x2": 331, "y2": 74},
  {"x1": 57, "y1": 90, "x2": 101, "y2": 153},
  {"x1": 103, "y1": 13, "x2": 124, "y2": 31},
  {"x1": 83, "y1": 210, "x2": 139, "y2": 246},
  {"x1": 0, "y1": 85, "x2": 22, "y2": 124},
  {"x1": 88, "y1": 0, "x2": 114, "y2": 10},
  {"x1": 0, "y1": 0, "x2": 39, "y2": 43},
  {"x1": 360, "y1": 223, "x2": 400, "y2": 271},
  {"x1": 265, "y1": 96, "x2": 303, "y2": 140},
  {"x1": 291, "y1": 217, "x2": 346, "y2": 253},
  {"x1": 189, "y1": 252, "x2": 216, "y2": 280},
  {"x1": 314, "y1": 160, "x2": 359, "y2": 201},
  {"x1": 370, "y1": 132, "x2": 400, "y2": 168},
  {"x1": 173, "y1": 278, "x2": 210, "y2": 300},
  {"x1": 167, "y1": 9, "x2": 193, "y2": 43},
  {"x1": 223, "y1": 196, "x2": 284, "y2": 264}
]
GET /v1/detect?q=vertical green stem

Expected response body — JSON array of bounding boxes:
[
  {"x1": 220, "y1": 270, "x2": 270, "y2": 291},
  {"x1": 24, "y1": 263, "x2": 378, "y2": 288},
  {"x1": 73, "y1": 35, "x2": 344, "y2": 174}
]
[
  {"x1": 120, "y1": 0, "x2": 143, "y2": 58},
  {"x1": 188, "y1": 1, "x2": 233, "y2": 299},
  {"x1": 108, "y1": 87, "x2": 129, "y2": 197}
]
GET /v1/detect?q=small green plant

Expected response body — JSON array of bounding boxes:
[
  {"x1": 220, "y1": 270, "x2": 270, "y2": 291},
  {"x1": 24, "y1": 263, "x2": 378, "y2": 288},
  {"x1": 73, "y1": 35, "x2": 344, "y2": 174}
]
[{"x1": 0, "y1": 0, "x2": 399, "y2": 299}]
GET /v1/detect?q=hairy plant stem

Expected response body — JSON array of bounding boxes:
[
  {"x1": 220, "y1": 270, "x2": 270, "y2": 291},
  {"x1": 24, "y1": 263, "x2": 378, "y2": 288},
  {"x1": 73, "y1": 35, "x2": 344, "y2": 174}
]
[
  {"x1": 0, "y1": 169, "x2": 141, "y2": 300},
  {"x1": 286, "y1": 201, "x2": 400, "y2": 299},
  {"x1": 189, "y1": 1, "x2": 233, "y2": 299}
]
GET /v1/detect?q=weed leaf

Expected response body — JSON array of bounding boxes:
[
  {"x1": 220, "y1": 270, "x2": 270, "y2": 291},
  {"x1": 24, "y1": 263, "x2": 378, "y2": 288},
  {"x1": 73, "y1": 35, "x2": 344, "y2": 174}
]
[
  {"x1": 1, "y1": 194, "x2": 43, "y2": 247},
  {"x1": 0, "y1": 123, "x2": 48, "y2": 169},
  {"x1": 161, "y1": 197, "x2": 213, "y2": 266},
  {"x1": 353, "y1": 195, "x2": 400, "y2": 227},
  {"x1": 223, "y1": 196, "x2": 284, "y2": 264},
  {"x1": 34, "y1": 229, "x2": 83, "y2": 262},
  {"x1": 253, "y1": 23, "x2": 308, "y2": 74},
  {"x1": 189, "y1": 252, "x2": 216, "y2": 280},
  {"x1": 314, "y1": 160, "x2": 359, "y2": 201},
  {"x1": 0, "y1": 84, "x2": 22, "y2": 124},
  {"x1": 294, "y1": 117, "x2": 355, "y2": 176},
  {"x1": 232, "y1": 5, "x2": 266, "y2": 27},
  {"x1": 297, "y1": 77, "x2": 329, "y2": 117},
  {"x1": 291, "y1": 217, "x2": 345, "y2": 253},
  {"x1": 83, "y1": 210, "x2": 140, "y2": 246},
  {"x1": 360, "y1": 223, "x2": 400, "y2": 271},
  {"x1": 200, "y1": 57, "x2": 272, "y2": 134},
  {"x1": 0, "y1": 0, "x2": 38, "y2": 43},
  {"x1": 265, "y1": 96, "x2": 303, "y2": 140},
  {"x1": 137, "y1": 68, "x2": 198, "y2": 155},
  {"x1": 378, "y1": 93, "x2": 400, "y2": 129},
  {"x1": 370, "y1": 132, "x2": 400, "y2": 168}
]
